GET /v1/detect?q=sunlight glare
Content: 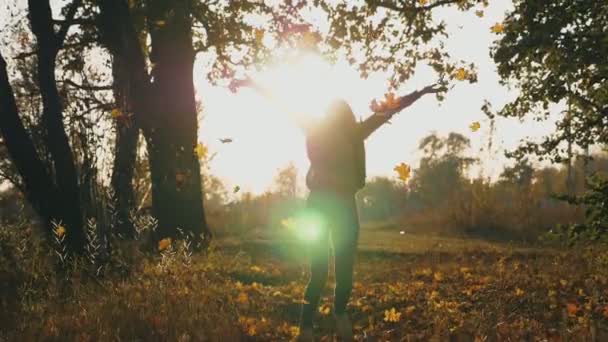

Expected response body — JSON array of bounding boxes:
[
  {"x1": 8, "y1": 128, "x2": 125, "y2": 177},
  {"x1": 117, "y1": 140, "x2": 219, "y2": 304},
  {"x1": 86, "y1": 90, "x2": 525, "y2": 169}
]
[{"x1": 256, "y1": 53, "x2": 337, "y2": 121}]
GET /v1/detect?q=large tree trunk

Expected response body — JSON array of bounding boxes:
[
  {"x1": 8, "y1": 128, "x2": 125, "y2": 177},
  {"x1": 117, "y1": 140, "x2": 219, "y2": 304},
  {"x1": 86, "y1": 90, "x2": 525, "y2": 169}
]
[
  {"x1": 28, "y1": 0, "x2": 85, "y2": 251},
  {"x1": 145, "y1": 0, "x2": 210, "y2": 246}
]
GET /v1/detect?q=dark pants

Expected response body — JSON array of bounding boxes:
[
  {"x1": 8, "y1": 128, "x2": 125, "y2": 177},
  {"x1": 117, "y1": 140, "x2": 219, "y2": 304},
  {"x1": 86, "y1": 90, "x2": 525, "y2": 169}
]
[{"x1": 300, "y1": 190, "x2": 360, "y2": 328}]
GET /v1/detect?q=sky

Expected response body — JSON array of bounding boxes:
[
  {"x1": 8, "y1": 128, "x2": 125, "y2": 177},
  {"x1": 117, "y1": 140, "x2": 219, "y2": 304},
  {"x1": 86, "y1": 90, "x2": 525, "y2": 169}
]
[{"x1": 0, "y1": 1, "x2": 567, "y2": 195}]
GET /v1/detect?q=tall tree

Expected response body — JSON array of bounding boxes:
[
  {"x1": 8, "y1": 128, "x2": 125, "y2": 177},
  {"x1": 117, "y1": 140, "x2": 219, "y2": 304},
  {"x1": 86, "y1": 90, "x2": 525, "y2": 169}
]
[
  {"x1": 0, "y1": 0, "x2": 87, "y2": 252},
  {"x1": 489, "y1": 0, "x2": 608, "y2": 162}
]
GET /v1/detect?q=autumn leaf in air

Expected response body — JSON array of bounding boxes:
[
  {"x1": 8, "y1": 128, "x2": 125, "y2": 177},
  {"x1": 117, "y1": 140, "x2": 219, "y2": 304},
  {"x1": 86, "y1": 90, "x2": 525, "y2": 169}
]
[
  {"x1": 111, "y1": 109, "x2": 122, "y2": 119},
  {"x1": 158, "y1": 238, "x2": 171, "y2": 251},
  {"x1": 254, "y1": 29, "x2": 264, "y2": 46},
  {"x1": 384, "y1": 308, "x2": 402, "y2": 322},
  {"x1": 491, "y1": 23, "x2": 505, "y2": 34},
  {"x1": 318, "y1": 304, "x2": 331, "y2": 315},
  {"x1": 455, "y1": 68, "x2": 468, "y2": 81},
  {"x1": 418, "y1": 0, "x2": 428, "y2": 5},
  {"x1": 469, "y1": 121, "x2": 481, "y2": 132},
  {"x1": 515, "y1": 288, "x2": 525, "y2": 296},
  {"x1": 155, "y1": 20, "x2": 166, "y2": 27},
  {"x1": 233, "y1": 185, "x2": 241, "y2": 193},
  {"x1": 194, "y1": 143, "x2": 208, "y2": 160},
  {"x1": 54, "y1": 224, "x2": 66, "y2": 238},
  {"x1": 475, "y1": 10, "x2": 484, "y2": 18},
  {"x1": 394, "y1": 163, "x2": 411, "y2": 182},
  {"x1": 219, "y1": 138, "x2": 233, "y2": 144},
  {"x1": 384, "y1": 92, "x2": 401, "y2": 110}
]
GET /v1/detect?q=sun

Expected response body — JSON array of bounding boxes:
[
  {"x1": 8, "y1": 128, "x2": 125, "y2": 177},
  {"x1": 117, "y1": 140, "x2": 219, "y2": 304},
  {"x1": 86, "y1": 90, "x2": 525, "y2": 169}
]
[{"x1": 253, "y1": 53, "x2": 340, "y2": 122}]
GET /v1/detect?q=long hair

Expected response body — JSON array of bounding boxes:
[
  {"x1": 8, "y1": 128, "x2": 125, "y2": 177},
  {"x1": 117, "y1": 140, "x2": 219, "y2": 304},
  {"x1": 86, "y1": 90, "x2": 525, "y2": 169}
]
[{"x1": 324, "y1": 99, "x2": 357, "y2": 138}]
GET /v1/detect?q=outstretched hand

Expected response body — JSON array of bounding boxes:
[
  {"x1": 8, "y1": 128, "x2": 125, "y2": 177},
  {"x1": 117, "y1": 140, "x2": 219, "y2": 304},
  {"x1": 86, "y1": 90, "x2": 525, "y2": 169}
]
[{"x1": 376, "y1": 84, "x2": 441, "y2": 117}]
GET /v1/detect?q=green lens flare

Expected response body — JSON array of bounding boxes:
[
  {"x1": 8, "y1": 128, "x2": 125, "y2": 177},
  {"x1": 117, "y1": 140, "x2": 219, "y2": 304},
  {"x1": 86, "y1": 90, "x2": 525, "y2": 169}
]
[{"x1": 295, "y1": 210, "x2": 324, "y2": 241}]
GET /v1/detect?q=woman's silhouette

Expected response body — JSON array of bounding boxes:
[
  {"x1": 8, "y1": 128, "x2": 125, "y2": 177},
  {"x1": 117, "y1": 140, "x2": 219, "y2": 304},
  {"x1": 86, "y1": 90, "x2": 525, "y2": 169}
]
[{"x1": 232, "y1": 76, "x2": 438, "y2": 341}]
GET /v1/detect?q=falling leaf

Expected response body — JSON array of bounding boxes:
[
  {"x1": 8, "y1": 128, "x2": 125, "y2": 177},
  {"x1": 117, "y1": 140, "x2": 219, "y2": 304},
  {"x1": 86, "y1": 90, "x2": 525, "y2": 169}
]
[
  {"x1": 219, "y1": 138, "x2": 233, "y2": 144},
  {"x1": 158, "y1": 238, "x2": 172, "y2": 251},
  {"x1": 491, "y1": 23, "x2": 505, "y2": 34},
  {"x1": 394, "y1": 162, "x2": 411, "y2": 182},
  {"x1": 250, "y1": 265, "x2": 262, "y2": 273},
  {"x1": 455, "y1": 68, "x2": 468, "y2": 81},
  {"x1": 475, "y1": 10, "x2": 484, "y2": 18},
  {"x1": 194, "y1": 143, "x2": 208, "y2": 159},
  {"x1": 515, "y1": 288, "x2": 525, "y2": 296},
  {"x1": 237, "y1": 292, "x2": 249, "y2": 304},
  {"x1": 384, "y1": 307, "x2": 402, "y2": 322},
  {"x1": 319, "y1": 305, "x2": 331, "y2": 315},
  {"x1": 233, "y1": 185, "x2": 241, "y2": 193},
  {"x1": 175, "y1": 172, "x2": 186, "y2": 185},
  {"x1": 293, "y1": 298, "x2": 309, "y2": 304},
  {"x1": 560, "y1": 279, "x2": 568, "y2": 287},
  {"x1": 384, "y1": 92, "x2": 401, "y2": 110},
  {"x1": 567, "y1": 303, "x2": 578, "y2": 316},
  {"x1": 418, "y1": 0, "x2": 428, "y2": 5},
  {"x1": 434, "y1": 271, "x2": 444, "y2": 282},
  {"x1": 54, "y1": 225, "x2": 66, "y2": 238},
  {"x1": 254, "y1": 28, "x2": 265, "y2": 46},
  {"x1": 470, "y1": 121, "x2": 481, "y2": 132},
  {"x1": 548, "y1": 289, "x2": 557, "y2": 297},
  {"x1": 111, "y1": 109, "x2": 122, "y2": 119},
  {"x1": 155, "y1": 20, "x2": 166, "y2": 27}
]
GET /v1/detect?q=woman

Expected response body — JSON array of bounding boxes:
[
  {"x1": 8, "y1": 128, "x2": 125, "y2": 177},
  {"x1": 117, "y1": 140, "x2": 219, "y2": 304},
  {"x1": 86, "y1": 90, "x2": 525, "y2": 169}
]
[
  {"x1": 298, "y1": 89, "x2": 436, "y2": 341},
  {"x1": 232, "y1": 76, "x2": 438, "y2": 341}
]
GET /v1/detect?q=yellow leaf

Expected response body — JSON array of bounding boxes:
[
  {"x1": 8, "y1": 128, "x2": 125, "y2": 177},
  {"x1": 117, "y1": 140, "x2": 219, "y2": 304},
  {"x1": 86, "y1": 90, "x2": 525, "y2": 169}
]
[
  {"x1": 158, "y1": 238, "x2": 171, "y2": 251},
  {"x1": 319, "y1": 305, "x2": 331, "y2": 315},
  {"x1": 383, "y1": 307, "x2": 401, "y2": 322},
  {"x1": 155, "y1": 20, "x2": 166, "y2": 27},
  {"x1": 237, "y1": 291, "x2": 249, "y2": 304},
  {"x1": 455, "y1": 67, "x2": 468, "y2": 81},
  {"x1": 491, "y1": 23, "x2": 505, "y2": 34},
  {"x1": 250, "y1": 265, "x2": 262, "y2": 273},
  {"x1": 111, "y1": 109, "x2": 122, "y2": 119},
  {"x1": 54, "y1": 225, "x2": 66, "y2": 238},
  {"x1": 515, "y1": 288, "x2": 525, "y2": 297},
  {"x1": 475, "y1": 10, "x2": 484, "y2": 18},
  {"x1": 560, "y1": 279, "x2": 568, "y2": 287},
  {"x1": 194, "y1": 143, "x2": 208, "y2": 160},
  {"x1": 469, "y1": 121, "x2": 481, "y2": 132},
  {"x1": 418, "y1": 0, "x2": 428, "y2": 5},
  {"x1": 293, "y1": 298, "x2": 309, "y2": 304},
  {"x1": 254, "y1": 28, "x2": 264, "y2": 46},
  {"x1": 433, "y1": 271, "x2": 444, "y2": 282},
  {"x1": 393, "y1": 162, "x2": 411, "y2": 182},
  {"x1": 548, "y1": 289, "x2": 557, "y2": 297}
]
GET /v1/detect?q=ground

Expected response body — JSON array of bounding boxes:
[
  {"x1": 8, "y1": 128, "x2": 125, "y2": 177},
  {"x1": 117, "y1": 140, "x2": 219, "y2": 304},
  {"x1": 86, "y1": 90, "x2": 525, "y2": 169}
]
[{"x1": 5, "y1": 224, "x2": 608, "y2": 341}]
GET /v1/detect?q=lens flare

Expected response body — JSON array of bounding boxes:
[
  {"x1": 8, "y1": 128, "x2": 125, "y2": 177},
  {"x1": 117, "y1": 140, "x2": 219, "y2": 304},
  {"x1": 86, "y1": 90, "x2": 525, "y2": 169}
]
[{"x1": 294, "y1": 209, "x2": 324, "y2": 242}]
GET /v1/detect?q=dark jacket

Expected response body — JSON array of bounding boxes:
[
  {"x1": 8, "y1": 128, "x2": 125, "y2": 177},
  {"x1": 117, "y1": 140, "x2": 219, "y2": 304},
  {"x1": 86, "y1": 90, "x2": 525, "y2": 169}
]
[{"x1": 305, "y1": 113, "x2": 391, "y2": 194}]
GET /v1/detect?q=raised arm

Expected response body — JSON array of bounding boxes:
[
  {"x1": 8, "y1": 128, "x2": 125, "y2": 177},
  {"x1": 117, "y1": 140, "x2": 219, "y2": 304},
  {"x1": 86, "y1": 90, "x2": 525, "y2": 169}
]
[{"x1": 359, "y1": 84, "x2": 440, "y2": 140}]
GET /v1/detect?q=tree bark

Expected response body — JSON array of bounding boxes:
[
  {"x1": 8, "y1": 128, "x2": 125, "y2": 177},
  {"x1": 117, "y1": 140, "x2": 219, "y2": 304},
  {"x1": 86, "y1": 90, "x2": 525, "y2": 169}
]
[
  {"x1": 28, "y1": 0, "x2": 85, "y2": 251},
  {"x1": 145, "y1": 0, "x2": 210, "y2": 246},
  {"x1": 0, "y1": 52, "x2": 58, "y2": 226}
]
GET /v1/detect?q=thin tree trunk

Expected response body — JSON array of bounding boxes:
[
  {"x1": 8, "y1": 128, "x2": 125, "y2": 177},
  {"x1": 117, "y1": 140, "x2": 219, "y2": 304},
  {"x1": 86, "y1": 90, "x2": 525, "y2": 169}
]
[
  {"x1": 0, "y1": 52, "x2": 58, "y2": 226},
  {"x1": 28, "y1": 0, "x2": 85, "y2": 251},
  {"x1": 110, "y1": 57, "x2": 138, "y2": 238}
]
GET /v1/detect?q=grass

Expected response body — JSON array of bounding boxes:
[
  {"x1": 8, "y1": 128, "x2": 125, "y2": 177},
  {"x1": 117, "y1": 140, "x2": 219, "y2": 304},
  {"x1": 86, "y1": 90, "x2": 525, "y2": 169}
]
[{"x1": 2, "y1": 222, "x2": 608, "y2": 341}]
